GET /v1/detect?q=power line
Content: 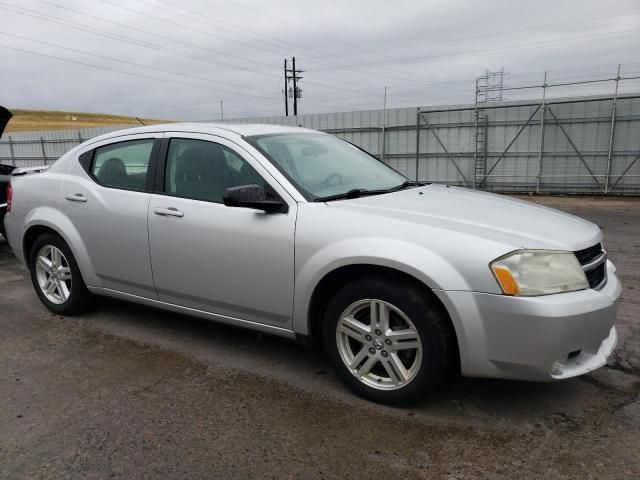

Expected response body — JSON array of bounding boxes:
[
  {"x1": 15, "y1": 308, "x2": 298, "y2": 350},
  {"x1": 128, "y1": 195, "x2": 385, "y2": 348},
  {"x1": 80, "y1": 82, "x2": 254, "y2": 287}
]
[
  {"x1": 220, "y1": 0, "x2": 367, "y2": 52},
  {"x1": 28, "y1": 0, "x2": 278, "y2": 71},
  {"x1": 13, "y1": 1, "x2": 640, "y2": 91},
  {"x1": 306, "y1": 27, "x2": 640, "y2": 72},
  {"x1": 125, "y1": 0, "x2": 407, "y2": 85},
  {"x1": 135, "y1": 0, "x2": 344, "y2": 59},
  {"x1": 0, "y1": 2, "x2": 288, "y2": 85},
  {"x1": 303, "y1": 11, "x2": 640, "y2": 61},
  {"x1": 6, "y1": 2, "x2": 381, "y2": 91},
  {"x1": 0, "y1": 44, "x2": 278, "y2": 99},
  {"x1": 92, "y1": 0, "x2": 290, "y2": 58},
  {"x1": 98, "y1": 0, "x2": 409, "y2": 85},
  {"x1": 27, "y1": 1, "x2": 610, "y2": 93},
  {"x1": 0, "y1": 31, "x2": 280, "y2": 96},
  {"x1": 277, "y1": 11, "x2": 640, "y2": 82}
]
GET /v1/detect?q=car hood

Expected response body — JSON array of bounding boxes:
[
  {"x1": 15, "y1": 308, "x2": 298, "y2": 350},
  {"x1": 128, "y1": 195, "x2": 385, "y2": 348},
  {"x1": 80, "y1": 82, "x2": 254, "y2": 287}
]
[{"x1": 327, "y1": 184, "x2": 601, "y2": 251}]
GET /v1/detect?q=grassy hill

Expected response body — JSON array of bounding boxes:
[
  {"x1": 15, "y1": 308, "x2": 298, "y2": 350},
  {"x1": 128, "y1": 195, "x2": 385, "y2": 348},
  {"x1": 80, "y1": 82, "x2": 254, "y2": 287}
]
[{"x1": 4, "y1": 109, "x2": 170, "y2": 132}]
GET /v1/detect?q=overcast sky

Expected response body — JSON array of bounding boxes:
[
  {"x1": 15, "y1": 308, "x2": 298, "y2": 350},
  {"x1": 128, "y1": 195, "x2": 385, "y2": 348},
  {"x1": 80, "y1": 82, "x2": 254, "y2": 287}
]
[{"x1": 0, "y1": 0, "x2": 639, "y2": 120}]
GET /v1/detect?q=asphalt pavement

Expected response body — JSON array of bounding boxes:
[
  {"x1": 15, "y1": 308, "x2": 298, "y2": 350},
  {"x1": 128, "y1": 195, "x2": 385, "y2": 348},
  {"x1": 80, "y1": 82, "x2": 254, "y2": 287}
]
[{"x1": 1, "y1": 195, "x2": 639, "y2": 479}]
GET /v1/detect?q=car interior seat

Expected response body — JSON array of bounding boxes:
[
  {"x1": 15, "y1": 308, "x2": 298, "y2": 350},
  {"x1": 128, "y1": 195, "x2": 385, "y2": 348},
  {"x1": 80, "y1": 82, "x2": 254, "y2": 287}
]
[{"x1": 97, "y1": 157, "x2": 127, "y2": 187}]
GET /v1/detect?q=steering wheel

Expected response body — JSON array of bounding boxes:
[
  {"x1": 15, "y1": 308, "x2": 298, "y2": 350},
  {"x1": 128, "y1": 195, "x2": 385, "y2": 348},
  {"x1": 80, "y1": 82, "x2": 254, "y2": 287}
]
[{"x1": 323, "y1": 173, "x2": 345, "y2": 188}]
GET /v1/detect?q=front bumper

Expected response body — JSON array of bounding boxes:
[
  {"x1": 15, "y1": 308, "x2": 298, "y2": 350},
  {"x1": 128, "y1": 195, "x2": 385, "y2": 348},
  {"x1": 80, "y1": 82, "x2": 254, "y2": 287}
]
[{"x1": 436, "y1": 260, "x2": 621, "y2": 381}]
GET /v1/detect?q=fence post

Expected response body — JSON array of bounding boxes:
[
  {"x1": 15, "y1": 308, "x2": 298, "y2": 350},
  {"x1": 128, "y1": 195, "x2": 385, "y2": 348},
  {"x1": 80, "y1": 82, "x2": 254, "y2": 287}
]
[
  {"x1": 604, "y1": 64, "x2": 621, "y2": 194},
  {"x1": 8, "y1": 136, "x2": 15, "y2": 166},
  {"x1": 415, "y1": 109, "x2": 421, "y2": 181},
  {"x1": 381, "y1": 86, "x2": 387, "y2": 162},
  {"x1": 77, "y1": 130, "x2": 83, "y2": 144},
  {"x1": 536, "y1": 71, "x2": 547, "y2": 193},
  {"x1": 40, "y1": 137, "x2": 47, "y2": 165}
]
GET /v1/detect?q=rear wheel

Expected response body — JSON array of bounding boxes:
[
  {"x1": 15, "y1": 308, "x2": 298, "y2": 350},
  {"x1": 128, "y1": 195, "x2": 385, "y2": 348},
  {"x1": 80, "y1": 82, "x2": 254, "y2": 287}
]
[
  {"x1": 323, "y1": 276, "x2": 453, "y2": 405},
  {"x1": 29, "y1": 233, "x2": 93, "y2": 315}
]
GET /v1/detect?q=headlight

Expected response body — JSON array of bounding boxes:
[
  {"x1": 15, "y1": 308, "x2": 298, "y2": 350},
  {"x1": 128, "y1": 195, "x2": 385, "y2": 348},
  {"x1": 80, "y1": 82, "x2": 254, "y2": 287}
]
[{"x1": 490, "y1": 250, "x2": 588, "y2": 296}]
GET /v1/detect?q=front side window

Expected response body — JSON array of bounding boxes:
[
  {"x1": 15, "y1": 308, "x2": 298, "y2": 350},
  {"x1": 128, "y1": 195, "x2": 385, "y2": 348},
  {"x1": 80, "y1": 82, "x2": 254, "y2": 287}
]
[
  {"x1": 91, "y1": 139, "x2": 154, "y2": 191},
  {"x1": 246, "y1": 133, "x2": 407, "y2": 200},
  {"x1": 164, "y1": 138, "x2": 267, "y2": 203}
]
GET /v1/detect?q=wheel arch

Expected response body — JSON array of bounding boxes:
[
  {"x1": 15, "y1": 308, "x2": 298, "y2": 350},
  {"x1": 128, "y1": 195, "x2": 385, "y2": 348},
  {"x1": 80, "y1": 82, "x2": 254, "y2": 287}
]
[
  {"x1": 23, "y1": 224, "x2": 58, "y2": 261},
  {"x1": 303, "y1": 263, "x2": 461, "y2": 373},
  {"x1": 21, "y1": 211, "x2": 98, "y2": 287}
]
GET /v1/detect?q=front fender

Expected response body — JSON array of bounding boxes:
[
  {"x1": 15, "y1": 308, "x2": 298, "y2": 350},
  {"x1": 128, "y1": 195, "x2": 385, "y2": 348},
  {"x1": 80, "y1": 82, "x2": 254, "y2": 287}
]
[{"x1": 292, "y1": 237, "x2": 471, "y2": 335}]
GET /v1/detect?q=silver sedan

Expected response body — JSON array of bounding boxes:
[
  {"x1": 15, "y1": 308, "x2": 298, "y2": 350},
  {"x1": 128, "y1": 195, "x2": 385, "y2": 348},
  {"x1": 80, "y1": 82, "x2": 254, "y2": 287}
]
[{"x1": 4, "y1": 123, "x2": 620, "y2": 404}]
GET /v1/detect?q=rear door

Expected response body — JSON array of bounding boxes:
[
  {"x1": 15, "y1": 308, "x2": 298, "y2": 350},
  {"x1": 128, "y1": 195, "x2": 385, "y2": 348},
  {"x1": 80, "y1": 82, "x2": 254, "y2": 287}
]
[
  {"x1": 147, "y1": 133, "x2": 297, "y2": 329},
  {"x1": 62, "y1": 133, "x2": 161, "y2": 297}
]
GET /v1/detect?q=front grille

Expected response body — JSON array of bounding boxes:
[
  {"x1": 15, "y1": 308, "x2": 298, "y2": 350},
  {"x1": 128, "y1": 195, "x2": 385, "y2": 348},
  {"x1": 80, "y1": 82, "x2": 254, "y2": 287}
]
[
  {"x1": 585, "y1": 262, "x2": 606, "y2": 288},
  {"x1": 574, "y1": 243, "x2": 607, "y2": 290},
  {"x1": 574, "y1": 243, "x2": 603, "y2": 264}
]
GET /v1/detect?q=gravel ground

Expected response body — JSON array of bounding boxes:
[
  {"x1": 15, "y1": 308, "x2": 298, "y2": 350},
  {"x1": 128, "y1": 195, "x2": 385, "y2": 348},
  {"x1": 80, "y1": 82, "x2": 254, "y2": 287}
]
[{"x1": 1, "y1": 195, "x2": 639, "y2": 479}]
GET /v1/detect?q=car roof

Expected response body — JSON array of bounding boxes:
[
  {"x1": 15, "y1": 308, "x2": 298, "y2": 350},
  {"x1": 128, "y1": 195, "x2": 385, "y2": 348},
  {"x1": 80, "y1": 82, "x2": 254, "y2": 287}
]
[{"x1": 90, "y1": 122, "x2": 321, "y2": 143}]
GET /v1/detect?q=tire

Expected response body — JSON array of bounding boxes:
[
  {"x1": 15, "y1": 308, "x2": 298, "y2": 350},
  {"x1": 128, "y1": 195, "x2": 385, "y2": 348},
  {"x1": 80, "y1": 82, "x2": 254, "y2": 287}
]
[
  {"x1": 29, "y1": 233, "x2": 93, "y2": 315},
  {"x1": 322, "y1": 276, "x2": 454, "y2": 405}
]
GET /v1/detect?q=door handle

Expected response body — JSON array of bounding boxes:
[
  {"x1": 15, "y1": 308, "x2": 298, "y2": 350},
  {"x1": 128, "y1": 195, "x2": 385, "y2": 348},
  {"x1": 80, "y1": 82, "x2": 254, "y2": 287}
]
[
  {"x1": 154, "y1": 207, "x2": 184, "y2": 218},
  {"x1": 65, "y1": 193, "x2": 87, "y2": 203}
]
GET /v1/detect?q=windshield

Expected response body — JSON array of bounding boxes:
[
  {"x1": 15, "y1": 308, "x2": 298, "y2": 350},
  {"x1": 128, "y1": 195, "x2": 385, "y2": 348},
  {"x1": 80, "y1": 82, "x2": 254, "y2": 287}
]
[{"x1": 246, "y1": 133, "x2": 407, "y2": 200}]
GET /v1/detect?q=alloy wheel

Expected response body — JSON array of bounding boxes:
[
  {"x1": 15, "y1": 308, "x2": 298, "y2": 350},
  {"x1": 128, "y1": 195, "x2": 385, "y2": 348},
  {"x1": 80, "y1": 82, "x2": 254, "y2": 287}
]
[
  {"x1": 35, "y1": 245, "x2": 72, "y2": 304},
  {"x1": 336, "y1": 299, "x2": 422, "y2": 391}
]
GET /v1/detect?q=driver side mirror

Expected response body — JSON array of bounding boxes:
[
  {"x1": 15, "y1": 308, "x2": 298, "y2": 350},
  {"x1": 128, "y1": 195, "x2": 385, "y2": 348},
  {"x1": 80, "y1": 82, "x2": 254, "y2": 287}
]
[{"x1": 223, "y1": 184, "x2": 287, "y2": 213}]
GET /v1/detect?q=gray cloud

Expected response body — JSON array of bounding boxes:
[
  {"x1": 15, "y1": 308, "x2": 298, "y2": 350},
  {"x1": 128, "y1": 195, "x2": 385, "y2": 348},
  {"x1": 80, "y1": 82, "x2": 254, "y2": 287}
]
[{"x1": 0, "y1": 0, "x2": 638, "y2": 120}]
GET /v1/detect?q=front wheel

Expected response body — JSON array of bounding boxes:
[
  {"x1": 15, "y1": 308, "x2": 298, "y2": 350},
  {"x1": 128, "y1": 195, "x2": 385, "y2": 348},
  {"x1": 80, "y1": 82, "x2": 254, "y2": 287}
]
[
  {"x1": 323, "y1": 276, "x2": 454, "y2": 405},
  {"x1": 29, "y1": 233, "x2": 93, "y2": 315}
]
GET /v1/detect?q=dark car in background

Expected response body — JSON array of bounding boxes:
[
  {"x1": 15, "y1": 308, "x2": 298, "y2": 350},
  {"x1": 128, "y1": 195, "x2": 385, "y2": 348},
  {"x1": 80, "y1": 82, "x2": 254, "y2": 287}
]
[
  {"x1": 0, "y1": 107, "x2": 50, "y2": 239},
  {"x1": 0, "y1": 106, "x2": 13, "y2": 238},
  {"x1": 0, "y1": 163, "x2": 17, "y2": 238}
]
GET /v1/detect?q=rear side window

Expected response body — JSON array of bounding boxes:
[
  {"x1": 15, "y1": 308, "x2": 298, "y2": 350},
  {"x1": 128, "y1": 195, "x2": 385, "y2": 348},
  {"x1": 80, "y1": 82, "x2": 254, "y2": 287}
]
[{"x1": 91, "y1": 139, "x2": 154, "y2": 191}]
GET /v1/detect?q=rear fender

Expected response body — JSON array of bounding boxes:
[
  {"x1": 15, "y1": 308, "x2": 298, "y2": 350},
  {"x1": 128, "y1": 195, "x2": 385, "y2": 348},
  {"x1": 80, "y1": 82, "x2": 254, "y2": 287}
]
[{"x1": 22, "y1": 207, "x2": 99, "y2": 287}]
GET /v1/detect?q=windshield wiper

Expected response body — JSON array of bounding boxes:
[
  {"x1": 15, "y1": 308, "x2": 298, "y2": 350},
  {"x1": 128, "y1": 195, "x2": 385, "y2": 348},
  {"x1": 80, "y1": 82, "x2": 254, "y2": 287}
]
[
  {"x1": 314, "y1": 188, "x2": 388, "y2": 202},
  {"x1": 387, "y1": 180, "x2": 428, "y2": 192},
  {"x1": 314, "y1": 181, "x2": 429, "y2": 202}
]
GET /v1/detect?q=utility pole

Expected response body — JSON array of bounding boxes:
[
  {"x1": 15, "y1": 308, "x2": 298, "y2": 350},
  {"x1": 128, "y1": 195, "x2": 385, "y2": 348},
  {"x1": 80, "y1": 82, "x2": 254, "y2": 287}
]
[
  {"x1": 292, "y1": 57, "x2": 298, "y2": 115},
  {"x1": 283, "y1": 59, "x2": 289, "y2": 116},
  {"x1": 284, "y1": 57, "x2": 303, "y2": 116},
  {"x1": 220, "y1": 100, "x2": 224, "y2": 121}
]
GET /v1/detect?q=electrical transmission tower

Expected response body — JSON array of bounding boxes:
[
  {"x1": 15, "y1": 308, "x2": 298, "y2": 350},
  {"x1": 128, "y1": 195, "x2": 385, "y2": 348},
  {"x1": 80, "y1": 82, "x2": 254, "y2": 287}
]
[
  {"x1": 283, "y1": 57, "x2": 303, "y2": 116},
  {"x1": 473, "y1": 68, "x2": 507, "y2": 188}
]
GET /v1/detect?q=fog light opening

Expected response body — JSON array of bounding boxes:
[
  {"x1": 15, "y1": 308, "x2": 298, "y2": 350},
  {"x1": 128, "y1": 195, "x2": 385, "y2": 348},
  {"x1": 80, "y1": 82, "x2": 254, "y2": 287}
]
[{"x1": 567, "y1": 350, "x2": 581, "y2": 361}]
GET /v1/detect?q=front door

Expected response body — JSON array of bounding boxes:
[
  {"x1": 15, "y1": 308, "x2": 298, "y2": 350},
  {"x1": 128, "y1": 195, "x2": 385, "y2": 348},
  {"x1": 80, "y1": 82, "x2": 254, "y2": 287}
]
[{"x1": 147, "y1": 134, "x2": 297, "y2": 329}]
